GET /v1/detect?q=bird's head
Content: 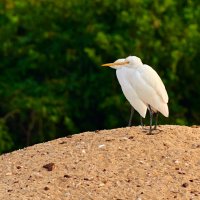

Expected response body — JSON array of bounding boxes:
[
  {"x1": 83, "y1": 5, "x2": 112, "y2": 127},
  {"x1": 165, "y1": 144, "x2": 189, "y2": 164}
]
[{"x1": 101, "y1": 56, "x2": 143, "y2": 69}]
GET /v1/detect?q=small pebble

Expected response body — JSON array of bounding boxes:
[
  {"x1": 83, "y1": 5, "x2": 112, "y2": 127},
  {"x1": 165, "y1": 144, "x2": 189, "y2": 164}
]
[
  {"x1": 98, "y1": 144, "x2": 105, "y2": 148},
  {"x1": 64, "y1": 174, "x2": 71, "y2": 178},
  {"x1": 82, "y1": 149, "x2": 86, "y2": 154},
  {"x1": 182, "y1": 183, "x2": 189, "y2": 188},
  {"x1": 44, "y1": 186, "x2": 49, "y2": 191},
  {"x1": 43, "y1": 163, "x2": 55, "y2": 171},
  {"x1": 99, "y1": 182, "x2": 105, "y2": 187}
]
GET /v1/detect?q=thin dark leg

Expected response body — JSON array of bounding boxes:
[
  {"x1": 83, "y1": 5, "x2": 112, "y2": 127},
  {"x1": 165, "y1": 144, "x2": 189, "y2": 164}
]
[
  {"x1": 128, "y1": 106, "x2": 134, "y2": 127},
  {"x1": 148, "y1": 106, "x2": 153, "y2": 134},
  {"x1": 140, "y1": 116, "x2": 144, "y2": 128},
  {"x1": 154, "y1": 112, "x2": 159, "y2": 130}
]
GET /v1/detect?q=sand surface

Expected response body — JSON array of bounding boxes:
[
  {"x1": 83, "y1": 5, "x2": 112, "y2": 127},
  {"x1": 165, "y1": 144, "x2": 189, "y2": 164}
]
[{"x1": 0, "y1": 125, "x2": 200, "y2": 200}]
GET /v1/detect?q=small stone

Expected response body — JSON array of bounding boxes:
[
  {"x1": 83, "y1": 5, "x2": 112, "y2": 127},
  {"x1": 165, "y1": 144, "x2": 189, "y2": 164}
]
[
  {"x1": 82, "y1": 149, "x2": 86, "y2": 154},
  {"x1": 59, "y1": 141, "x2": 67, "y2": 144},
  {"x1": 13, "y1": 181, "x2": 19, "y2": 183},
  {"x1": 174, "y1": 160, "x2": 179, "y2": 164},
  {"x1": 64, "y1": 192, "x2": 71, "y2": 197},
  {"x1": 121, "y1": 137, "x2": 128, "y2": 140},
  {"x1": 105, "y1": 139, "x2": 113, "y2": 141},
  {"x1": 178, "y1": 170, "x2": 186, "y2": 175},
  {"x1": 44, "y1": 186, "x2": 49, "y2": 191},
  {"x1": 136, "y1": 185, "x2": 141, "y2": 187},
  {"x1": 99, "y1": 182, "x2": 105, "y2": 187},
  {"x1": 182, "y1": 183, "x2": 189, "y2": 188},
  {"x1": 64, "y1": 174, "x2": 71, "y2": 178},
  {"x1": 191, "y1": 144, "x2": 200, "y2": 149},
  {"x1": 43, "y1": 163, "x2": 55, "y2": 171},
  {"x1": 191, "y1": 125, "x2": 199, "y2": 128},
  {"x1": 98, "y1": 144, "x2": 105, "y2": 148}
]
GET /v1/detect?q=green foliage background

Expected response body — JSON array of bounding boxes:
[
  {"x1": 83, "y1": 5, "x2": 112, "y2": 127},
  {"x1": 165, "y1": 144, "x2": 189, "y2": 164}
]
[{"x1": 0, "y1": 0, "x2": 199, "y2": 153}]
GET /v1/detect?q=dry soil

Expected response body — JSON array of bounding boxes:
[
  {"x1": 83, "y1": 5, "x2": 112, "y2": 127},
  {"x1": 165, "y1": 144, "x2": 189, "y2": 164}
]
[{"x1": 0, "y1": 125, "x2": 200, "y2": 200}]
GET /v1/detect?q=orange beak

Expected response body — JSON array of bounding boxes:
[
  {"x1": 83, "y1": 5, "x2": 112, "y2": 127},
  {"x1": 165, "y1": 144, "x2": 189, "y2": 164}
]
[{"x1": 101, "y1": 61, "x2": 129, "y2": 67}]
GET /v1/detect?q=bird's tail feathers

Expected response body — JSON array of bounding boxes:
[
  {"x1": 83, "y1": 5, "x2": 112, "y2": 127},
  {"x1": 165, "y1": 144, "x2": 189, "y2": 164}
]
[
  {"x1": 138, "y1": 106, "x2": 147, "y2": 118},
  {"x1": 159, "y1": 103, "x2": 169, "y2": 117}
]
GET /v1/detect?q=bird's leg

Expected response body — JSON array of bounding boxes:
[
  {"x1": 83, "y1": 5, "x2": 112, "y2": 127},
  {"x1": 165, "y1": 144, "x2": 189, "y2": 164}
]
[
  {"x1": 128, "y1": 106, "x2": 134, "y2": 127},
  {"x1": 148, "y1": 105, "x2": 153, "y2": 134},
  {"x1": 153, "y1": 112, "x2": 159, "y2": 130},
  {"x1": 140, "y1": 116, "x2": 144, "y2": 129}
]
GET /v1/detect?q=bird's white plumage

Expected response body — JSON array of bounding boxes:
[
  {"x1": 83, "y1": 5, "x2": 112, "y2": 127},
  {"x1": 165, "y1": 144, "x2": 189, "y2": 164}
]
[
  {"x1": 116, "y1": 68, "x2": 147, "y2": 118},
  {"x1": 139, "y1": 65, "x2": 168, "y2": 104},
  {"x1": 112, "y1": 56, "x2": 169, "y2": 118}
]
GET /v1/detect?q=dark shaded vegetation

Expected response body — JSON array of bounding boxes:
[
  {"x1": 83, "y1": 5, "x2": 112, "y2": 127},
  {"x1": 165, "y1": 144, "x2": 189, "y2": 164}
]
[{"x1": 0, "y1": 0, "x2": 200, "y2": 153}]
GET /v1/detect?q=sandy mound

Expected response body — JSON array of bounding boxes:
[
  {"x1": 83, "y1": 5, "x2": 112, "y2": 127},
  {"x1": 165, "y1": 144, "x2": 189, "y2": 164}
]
[{"x1": 0, "y1": 125, "x2": 200, "y2": 200}]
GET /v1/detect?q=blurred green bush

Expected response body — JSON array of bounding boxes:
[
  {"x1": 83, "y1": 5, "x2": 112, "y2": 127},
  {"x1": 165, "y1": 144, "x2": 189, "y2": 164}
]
[{"x1": 0, "y1": 0, "x2": 199, "y2": 153}]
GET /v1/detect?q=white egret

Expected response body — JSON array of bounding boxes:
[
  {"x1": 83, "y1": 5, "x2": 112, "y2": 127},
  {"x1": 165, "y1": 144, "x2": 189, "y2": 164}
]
[{"x1": 101, "y1": 56, "x2": 169, "y2": 134}]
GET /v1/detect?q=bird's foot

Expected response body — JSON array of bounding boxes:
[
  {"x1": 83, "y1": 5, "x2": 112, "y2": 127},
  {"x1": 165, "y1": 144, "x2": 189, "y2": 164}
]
[
  {"x1": 147, "y1": 131, "x2": 154, "y2": 135},
  {"x1": 141, "y1": 126, "x2": 157, "y2": 135},
  {"x1": 141, "y1": 126, "x2": 152, "y2": 133},
  {"x1": 153, "y1": 125, "x2": 157, "y2": 130},
  {"x1": 147, "y1": 126, "x2": 162, "y2": 135},
  {"x1": 141, "y1": 124, "x2": 145, "y2": 129}
]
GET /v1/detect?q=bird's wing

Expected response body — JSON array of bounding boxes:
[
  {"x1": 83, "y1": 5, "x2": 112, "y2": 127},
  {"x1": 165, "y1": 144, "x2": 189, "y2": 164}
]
[
  {"x1": 141, "y1": 65, "x2": 168, "y2": 103},
  {"x1": 116, "y1": 68, "x2": 147, "y2": 118},
  {"x1": 127, "y1": 65, "x2": 169, "y2": 117}
]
